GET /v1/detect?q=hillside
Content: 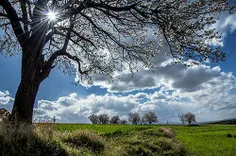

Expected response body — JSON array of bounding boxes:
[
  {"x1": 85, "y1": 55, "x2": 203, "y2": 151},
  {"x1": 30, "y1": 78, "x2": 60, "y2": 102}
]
[{"x1": 206, "y1": 118, "x2": 236, "y2": 125}]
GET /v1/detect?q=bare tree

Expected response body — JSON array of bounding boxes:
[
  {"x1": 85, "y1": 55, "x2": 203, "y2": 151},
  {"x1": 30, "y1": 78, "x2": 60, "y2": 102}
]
[
  {"x1": 88, "y1": 114, "x2": 98, "y2": 124},
  {"x1": 178, "y1": 113, "x2": 185, "y2": 125},
  {"x1": 0, "y1": 0, "x2": 234, "y2": 123},
  {"x1": 110, "y1": 115, "x2": 120, "y2": 124},
  {"x1": 97, "y1": 114, "x2": 109, "y2": 124},
  {"x1": 142, "y1": 111, "x2": 158, "y2": 125},
  {"x1": 128, "y1": 112, "x2": 141, "y2": 125},
  {"x1": 120, "y1": 119, "x2": 127, "y2": 124},
  {"x1": 184, "y1": 112, "x2": 196, "y2": 125}
]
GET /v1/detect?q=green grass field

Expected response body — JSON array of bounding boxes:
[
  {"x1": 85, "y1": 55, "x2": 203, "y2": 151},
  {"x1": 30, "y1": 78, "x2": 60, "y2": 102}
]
[
  {"x1": 1, "y1": 123, "x2": 235, "y2": 155},
  {"x1": 55, "y1": 124, "x2": 236, "y2": 156},
  {"x1": 170, "y1": 125, "x2": 236, "y2": 156}
]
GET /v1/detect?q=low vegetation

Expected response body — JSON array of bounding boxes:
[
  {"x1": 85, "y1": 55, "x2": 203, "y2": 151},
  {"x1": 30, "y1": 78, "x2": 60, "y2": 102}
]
[
  {"x1": 0, "y1": 122, "x2": 187, "y2": 156},
  {"x1": 0, "y1": 122, "x2": 64, "y2": 156},
  {"x1": 55, "y1": 124, "x2": 236, "y2": 156},
  {"x1": 1, "y1": 122, "x2": 235, "y2": 156}
]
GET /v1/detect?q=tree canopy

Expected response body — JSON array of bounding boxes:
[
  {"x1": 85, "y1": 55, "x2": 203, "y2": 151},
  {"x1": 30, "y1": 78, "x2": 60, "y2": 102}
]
[
  {"x1": 128, "y1": 112, "x2": 141, "y2": 125},
  {"x1": 142, "y1": 111, "x2": 158, "y2": 125},
  {"x1": 184, "y1": 112, "x2": 196, "y2": 124},
  {"x1": 1, "y1": 0, "x2": 234, "y2": 81}
]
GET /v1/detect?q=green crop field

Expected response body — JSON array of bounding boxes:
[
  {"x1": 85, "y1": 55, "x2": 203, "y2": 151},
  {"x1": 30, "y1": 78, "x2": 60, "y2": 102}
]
[{"x1": 55, "y1": 124, "x2": 236, "y2": 156}]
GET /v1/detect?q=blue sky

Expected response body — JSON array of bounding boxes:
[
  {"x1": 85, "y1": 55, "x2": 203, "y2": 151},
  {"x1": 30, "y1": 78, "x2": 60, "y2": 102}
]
[{"x1": 1, "y1": 5, "x2": 236, "y2": 123}]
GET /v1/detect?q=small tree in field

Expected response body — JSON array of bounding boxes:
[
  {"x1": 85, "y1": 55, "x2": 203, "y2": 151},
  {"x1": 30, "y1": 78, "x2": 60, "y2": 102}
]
[
  {"x1": 178, "y1": 113, "x2": 185, "y2": 125},
  {"x1": 128, "y1": 112, "x2": 141, "y2": 125},
  {"x1": 184, "y1": 112, "x2": 196, "y2": 125},
  {"x1": 88, "y1": 114, "x2": 98, "y2": 124},
  {"x1": 0, "y1": 0, "x2": 234, "y2": 123},
  {"x1": 110, "y1": 115, "x2": 120, "y2": 124},
  {"x1": 142, "y1": 111, "x2": 159, "y2": 125},
  {"x1": 97, "y1": 114, "x2": 109, "y2": 124}
]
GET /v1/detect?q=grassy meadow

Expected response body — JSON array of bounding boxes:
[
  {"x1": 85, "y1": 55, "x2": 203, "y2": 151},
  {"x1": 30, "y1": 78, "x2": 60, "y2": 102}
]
[
  {"x1": 55, "y1": 124, "x2": 236, "y2": 156},
  {"x1": 171, "y1": 125, "x2": 236, "y2": 156},
  {"x1": 1, "y1": 123, "x2": 236, "y2": 155}
]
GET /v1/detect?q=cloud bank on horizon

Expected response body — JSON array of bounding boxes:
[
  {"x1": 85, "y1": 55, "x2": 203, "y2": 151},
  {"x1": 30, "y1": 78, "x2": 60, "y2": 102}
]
[{"x1": 1, "y1": 11, "x2": 236, "y2": 123}]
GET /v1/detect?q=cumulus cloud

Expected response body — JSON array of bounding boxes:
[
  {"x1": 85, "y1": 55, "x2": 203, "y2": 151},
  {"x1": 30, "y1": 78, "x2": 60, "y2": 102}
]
[
  {"x1": 0, "y1": 90, "x2": 14, "y2": 111},
  {"x1": 79, "y1": 58, "x2": 233, "y2": 94},
  {"x1": 209, "y1": 13, "x2": 236, "y2": 46},
  {"x1": 1, "y1": 66, "x2": 236, "y2": 124},
  {"x1": 31, "y1": 66, "x2": 236, "y2": 123},
  {"x1": 33, "y1": 93, "x2": 139, "y2": 123}
]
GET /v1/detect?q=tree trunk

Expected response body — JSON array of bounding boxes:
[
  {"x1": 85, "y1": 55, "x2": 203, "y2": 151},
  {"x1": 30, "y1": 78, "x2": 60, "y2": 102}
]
[
  {"x1": 11, "y1": 78, "x2": 40, "y2": 123},
  {"x1": 10, "y1": 46, "x2": 46, "y2": 124}
]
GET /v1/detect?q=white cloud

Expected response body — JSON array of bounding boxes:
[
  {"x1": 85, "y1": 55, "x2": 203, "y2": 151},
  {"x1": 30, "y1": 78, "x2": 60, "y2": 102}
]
[
  {"x1": 209, "y1": 13, "x2": 236, "y2": 46},
  {"x1": 1, "y1": 66, "x2": 236, "y2": 124},
  {"x1": 31, "y1": 76, "x2": 235, "y2": 123},
  {"x1": 0, "y1": 90, "x2": 14, "y2": 111},
  {"x1": 80, "y1": 58, "x2": 232, "y2": 94},
  {"x1": 33, "y1": 93, "x2": 139, "y2": 123},
  {"x1": 32, "y1": 61, "x2": 236, "y2": 123}
]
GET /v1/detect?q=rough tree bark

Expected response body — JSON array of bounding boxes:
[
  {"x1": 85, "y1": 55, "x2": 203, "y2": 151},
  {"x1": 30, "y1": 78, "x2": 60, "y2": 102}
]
[
  {"x1": 11, "y1": 45, "x2": 48, "y2": 123},
  {"x1": 5, "y1": 0, "x2": 52, "y2": 123},
  {"x1": 11, "y1": 77, "x2": 41, "y2": 123}
]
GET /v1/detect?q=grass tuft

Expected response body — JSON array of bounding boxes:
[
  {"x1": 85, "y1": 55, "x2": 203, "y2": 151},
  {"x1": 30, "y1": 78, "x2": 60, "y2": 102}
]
[
  {"x1": 0, "y1": 122, "x2": 64, "y2": 156},
  {"x1": 159, "y1": 127, "x2": 175, "y2": 138},
  {"x1": 62, "y1": 130, "x2": 105, "y2": 153}
]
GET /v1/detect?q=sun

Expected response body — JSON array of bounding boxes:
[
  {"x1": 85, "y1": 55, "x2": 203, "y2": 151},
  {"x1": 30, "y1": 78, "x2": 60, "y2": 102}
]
[{"x1": 47, "y1": 11, "x2": 57, "y2": 21}]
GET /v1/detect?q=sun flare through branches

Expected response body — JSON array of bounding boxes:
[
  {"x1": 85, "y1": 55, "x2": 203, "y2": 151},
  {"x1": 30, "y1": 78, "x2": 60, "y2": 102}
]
[{"x1": 46, "y1": 11, "x2": 57, "y2": 21}]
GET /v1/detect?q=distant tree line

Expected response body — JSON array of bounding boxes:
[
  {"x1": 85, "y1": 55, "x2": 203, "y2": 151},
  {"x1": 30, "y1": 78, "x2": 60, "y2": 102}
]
[
  {"x1": 88, "y1": 114, "x2": 125, "y2": 124},
  {"x1": 88, "y1": 111, "x2": 158, "y2": 125}
]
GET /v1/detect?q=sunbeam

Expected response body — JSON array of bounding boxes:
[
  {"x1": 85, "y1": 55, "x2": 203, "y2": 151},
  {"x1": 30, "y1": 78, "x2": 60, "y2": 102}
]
[{"x1": 47, "y1": 11, "x2": 57, "y2": 21}]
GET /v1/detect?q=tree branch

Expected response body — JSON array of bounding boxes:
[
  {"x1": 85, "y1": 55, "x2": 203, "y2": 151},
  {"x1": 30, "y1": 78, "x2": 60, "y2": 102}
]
[
  {"x1": 0, "y1": 0, "x2": 26, "y2": 46},
  {"x1": 0, "y1": 12, "x2": 8, "y2": 17},
  {"x1": 19, "y1": 0, "x2": 29, "y2": 33},
  {"x1": 88, "y1": 1, "x2": 138, "y2": 12}
]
